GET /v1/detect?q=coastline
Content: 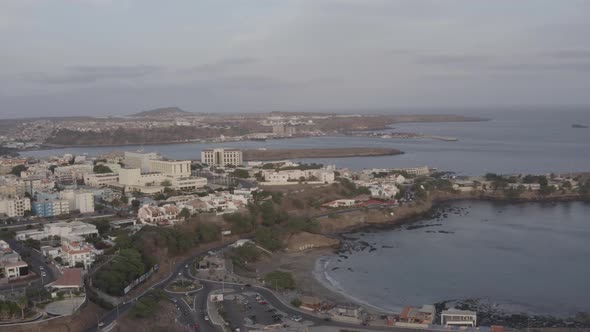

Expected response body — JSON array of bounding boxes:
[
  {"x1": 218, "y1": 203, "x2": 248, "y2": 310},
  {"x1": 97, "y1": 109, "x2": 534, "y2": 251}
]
[{"x1": 280, "y1": 191, "x2": 590, "y2": 315}]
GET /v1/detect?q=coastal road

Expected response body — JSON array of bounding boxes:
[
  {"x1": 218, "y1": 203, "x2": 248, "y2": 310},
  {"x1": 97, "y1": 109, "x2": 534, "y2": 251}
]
[{"x1": 1, "y1": 239, "x2": 56, "y2": 292}]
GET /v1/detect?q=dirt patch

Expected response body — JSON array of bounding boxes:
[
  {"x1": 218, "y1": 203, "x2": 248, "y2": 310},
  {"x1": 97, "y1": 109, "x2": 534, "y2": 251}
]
[
  {"x1": 285, "y1": 232, "x2": 339, "y2": 252},
  {"x1": 114, "y1": 301, "x2": 185, "y2": 332}
]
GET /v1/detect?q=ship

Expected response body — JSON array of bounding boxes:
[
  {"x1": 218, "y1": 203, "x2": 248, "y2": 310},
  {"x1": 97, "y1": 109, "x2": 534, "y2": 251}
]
[{"x1": 572, "y1": 123, "x2": 589, "y2": 128}]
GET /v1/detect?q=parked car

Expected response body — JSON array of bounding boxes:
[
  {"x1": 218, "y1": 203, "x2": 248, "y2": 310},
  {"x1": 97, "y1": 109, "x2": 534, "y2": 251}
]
[{"x1": 291, "y1": 315, "x2": 302, "y2": 322}]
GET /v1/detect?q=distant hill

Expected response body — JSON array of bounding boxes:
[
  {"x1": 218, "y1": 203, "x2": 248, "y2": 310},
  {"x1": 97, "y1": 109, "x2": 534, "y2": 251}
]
[{"x1": 131, "y1": 107, "x2": 193, "y2": 117}]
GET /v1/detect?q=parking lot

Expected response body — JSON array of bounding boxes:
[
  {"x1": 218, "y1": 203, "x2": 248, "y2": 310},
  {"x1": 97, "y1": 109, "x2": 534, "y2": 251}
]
[{"x1": 222, "y1": 291, "x2": 306, "y2": 331}]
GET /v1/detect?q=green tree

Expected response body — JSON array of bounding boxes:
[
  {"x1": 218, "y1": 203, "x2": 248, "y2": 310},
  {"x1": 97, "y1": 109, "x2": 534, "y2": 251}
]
[
  {"x1": 10, "y1": 165, "x2": 27, "y2": 177},
  {"x1": 255, "y1": 226, "x2": 283, "y2": 251},
  {"x1": 16, "y1": 296, "x2": 27, "y2": 320},
  {"x1": 160, "y1": 180, "x2": 172, "y2": 187},
  {"x1": 93, "y1": 165, "x2": 113, "y2": 174},
  {"x1": 233, "y1": 169, "x2": 250, "y2": 179},
  {"x1": 197, "y1": 222, "x2": 220, "y2": 243},
  {"x1": 178, "y1": 207, "x2": 191, "y2": 220},
  {"x1": 264, "y1": 271, "x2": 295, "y2": 290}
]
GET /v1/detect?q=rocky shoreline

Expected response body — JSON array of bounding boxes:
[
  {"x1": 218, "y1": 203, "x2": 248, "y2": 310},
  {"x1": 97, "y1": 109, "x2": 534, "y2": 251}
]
[{"x1": 290, "y1": 192, "x2": 590, "y2": 327}]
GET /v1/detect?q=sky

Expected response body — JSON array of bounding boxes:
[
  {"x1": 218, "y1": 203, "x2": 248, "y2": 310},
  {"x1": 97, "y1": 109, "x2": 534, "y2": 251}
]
[{"x1": 1, "y1": 0, "x2": 590, "y2": 118}]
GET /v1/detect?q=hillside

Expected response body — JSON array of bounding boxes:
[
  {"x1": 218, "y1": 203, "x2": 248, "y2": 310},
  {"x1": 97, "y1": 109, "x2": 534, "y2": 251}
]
[{"x1": 131, "y1": 107, "x2": 192, "y2": 117}]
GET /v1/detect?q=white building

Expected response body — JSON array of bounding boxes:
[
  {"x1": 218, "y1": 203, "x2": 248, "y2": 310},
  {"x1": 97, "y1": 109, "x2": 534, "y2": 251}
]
[
  {"x1": 441, "y1": 309, "x2": 477, "y2": 327},
  {"x1": 261, "y1": 168, "x2": 335, "y2": 184},
  {"x1": 123, "y1": 151, "x2": 161, "y2": 172},
  {"x1": 149, "y1": 160, "x2": 191, "y2": 178},
  {"x1": 0, "y1": 240, "x2": 29, "y2": 280},
  {"x1": 0, "y1": 196, "x2": 31, "y2": 217},
  {"x1": 54, "y1": 164, "x2": 93, "y2": 180},
  {"x1": 15, "y1": 221, "x2": 98, "y2": 241},
  {"x1": 84, "y1": 173, "x2": 119, "y2": 187},
  {"x1": 201, "y1": 148, "x2": 243, "y2": 166},
  {"x1": 59, "y1": 190, "x2": 95, "y2": 214},
  {"x1": 60, "y1": 239, "x2": 96, "y2": 269}
]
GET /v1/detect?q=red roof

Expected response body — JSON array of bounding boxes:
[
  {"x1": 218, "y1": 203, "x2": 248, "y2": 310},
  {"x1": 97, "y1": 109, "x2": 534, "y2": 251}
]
[{"x1": 51, "y1": 268, "x2": 83, "y2": 288}]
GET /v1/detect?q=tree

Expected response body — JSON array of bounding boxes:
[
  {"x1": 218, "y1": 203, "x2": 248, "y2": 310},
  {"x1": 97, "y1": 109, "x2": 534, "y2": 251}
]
[
  {"x1": 16, "y1": 296, "x2": 27, "y2": 320},
  {"x1": 255, "y1": 226, "x2": 283, "y2": 251},
  {"x1": 178, "y1": 207, "x2": 191, "y2": 220},
  {"x1": 93, "y1": 165, "x2": 113, "y2": 174},
  {"x1": 197, "y1": 222, "x2": 220, "y2": 243},
  {"x1": 160, "y1": 180, "x2": 172, "y2": 187},
  {"x1": 10, "y1": 165, "x2": 27, "y2": 177},
  {"x1": 120, "y1": 195, "x2": 129, "y2": 205},
  {"x1": 233, "y1": 169, "x2": 250, "y2": 179},
  {"x1": 48, "y1": 165, "x2": 58, "y2": 174},
  {"x1": 264, "y1": 271, "x2": 295, "y2": 290}
]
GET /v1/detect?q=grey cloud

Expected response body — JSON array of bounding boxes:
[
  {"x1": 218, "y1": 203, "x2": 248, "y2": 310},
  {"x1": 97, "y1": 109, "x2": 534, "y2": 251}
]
[
  {"x1": 545, "y1": 50, "x2": 590, "y2": 60},
  {"x1": 490, "y1": 62, "x2": 590, "y2": 72},
  {"x1": 416, "y1": 54, "x2": 493, "y2": 66},
  {"x1": 179, "y1": 57, "x2": 258, "y2": 75},
  {"x1": 24, "y1": 65, "x2": 161, "y2": 84}
]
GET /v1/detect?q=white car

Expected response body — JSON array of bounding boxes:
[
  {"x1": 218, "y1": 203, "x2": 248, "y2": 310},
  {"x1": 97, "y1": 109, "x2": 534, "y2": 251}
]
[
  {"x1": 204, "y1": 316, "x2": 209, "y2": 321},
  {"x1": 291, "y1": 315, "x2": 302, "y2": 322}
]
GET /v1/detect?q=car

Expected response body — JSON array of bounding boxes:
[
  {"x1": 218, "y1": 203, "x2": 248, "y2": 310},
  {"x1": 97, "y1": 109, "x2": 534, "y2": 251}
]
[
  {"x1": 235, "y1": 329, "x2": 240, "y2": 332},
  {"x1": 267, "y1": 308, "x2": 277, "y2": 313},
  {"x1": 39, "y1": 266, "x2": 44, "y2": 270},
  {"x1": 291, "y1": 315, "x2": 302, "y2": 322},
  {"x1": 204, "y1": 316, "x2": 209, "y2": 321},
  {"x1": 193, "y1": 323, "x2": 200, "y2": 329},
  {"x1": 259, "y1": 301, "x2": 267, "y2": 305},
  {"x1": 98, "y1": 322, "x2": 105, "y2": 327},
  {"x1": 244, "y1": 284, "x2": 251, "y2": 288},
  {"x1": 41, "y1": 272, "x2": 46, "y2": 277}
]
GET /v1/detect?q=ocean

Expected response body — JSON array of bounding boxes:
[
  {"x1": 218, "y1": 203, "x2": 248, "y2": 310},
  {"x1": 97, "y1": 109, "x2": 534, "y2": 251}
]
[{"x1": 314, "y1": 200, "x2": 590, "y2": 317}]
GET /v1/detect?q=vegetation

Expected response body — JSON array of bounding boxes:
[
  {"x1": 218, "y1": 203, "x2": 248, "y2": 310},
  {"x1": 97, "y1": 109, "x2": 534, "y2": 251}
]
[
  {"x1": 10, "y1": 165, "x2": 27, "y2": 177},
  {"x1": 228, "y1": 243, "x2": 261, "y2": 271},
  {"x1": 290, "y1": 298, "x2": 302, "y2": 307},
  {"x1": 93, "y1": 165, "x2": 113, "y2": 174},
  {"x1": 93, "y1": 248, "x2": 147, "y2": 296},
  {"x1": 255, "y1": 226, "x2": 283, "y2": 251},
  {"x1": 129, "y1": 289, "x2": 166, "y2": 319},
  {"x1": 0, "y1": 299, "x2": 24, "y2": 321},
  {"x1": 232, "y1": 169, "x2": 250, "y2": 178},
  {"x1": 264, "y1": 271, "x2": 295, "y2": 290},
  {"x1": 223, "y1": 213, "x2": 255, "y2": 234}
]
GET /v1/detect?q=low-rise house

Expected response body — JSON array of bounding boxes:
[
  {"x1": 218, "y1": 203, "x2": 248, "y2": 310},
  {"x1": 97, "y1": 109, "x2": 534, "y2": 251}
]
[
  {"x1": 322, "y1": 199, "x2": 357, "y2": 208},
  {"x1": 47, "y1": 268, "x2": 83, "y2": 292},
  {"x1": 261, "y1": 168, "x2": 335, "y2": 184},
  {"x1": 0, "y1": 240, "x2": 29, "y2": 280},
  {"x1": 16, "y1": 221, "x2": 98, "y2": 241},
  {"x1": 329, "y1": 305, "x2": 363, "y2": 324},
  {"x1": 137, "y1": 204, "x2": 179, "y2": 225},
  {"x1": 399, "y1": 305, "x2": 435, "y2": 324},
  {"x1": 441, "y1": 309, "x2": 477, "y2": 327}
]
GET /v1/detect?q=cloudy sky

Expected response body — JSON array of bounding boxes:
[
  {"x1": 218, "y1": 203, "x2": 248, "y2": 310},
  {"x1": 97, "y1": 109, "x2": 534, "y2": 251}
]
[{"x1": 1, "y1": 0, "x2": 590, "y2": 118}]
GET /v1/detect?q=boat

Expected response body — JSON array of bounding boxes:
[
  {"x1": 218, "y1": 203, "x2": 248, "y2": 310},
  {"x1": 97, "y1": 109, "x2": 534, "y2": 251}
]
[{"x1": 572, "y1": 123, "x2": 589, "y2": 128}]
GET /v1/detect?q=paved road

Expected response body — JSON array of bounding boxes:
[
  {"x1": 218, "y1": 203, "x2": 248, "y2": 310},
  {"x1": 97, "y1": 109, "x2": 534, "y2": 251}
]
[{"x1": 1, "y1": 239, "x2": 56, "y2": 292}]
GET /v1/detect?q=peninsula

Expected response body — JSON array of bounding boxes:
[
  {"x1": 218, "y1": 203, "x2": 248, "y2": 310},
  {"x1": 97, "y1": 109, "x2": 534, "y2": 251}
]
[{"x1": 242, "y1": 147, "x2": 402, "y2": 161}]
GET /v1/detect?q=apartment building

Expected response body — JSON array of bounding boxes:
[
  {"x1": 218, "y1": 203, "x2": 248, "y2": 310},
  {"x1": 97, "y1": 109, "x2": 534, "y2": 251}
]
[
  {"x1": 59, "y1": 190, "x2": 95, "y2": 213},
  {"x1": 32, "y1": 199, "x2": 70, "y2": 217},
  {"x1": 54, "y1": 164, "x2": 93, "y2": 180},
  {"x1": 84, "y1": 173, "x2": 119, "y2": 187},
  {"x1": 201, "y1": 148, "x2": 243, "y2": 166},
  {"x1": 0, "y1": 196, "x2": 31, "y2": 217},
  {"x1": 261, "y1": 168, "x2": 335, "y2": 184},
  {"x1": 149, "y1": 160, "x2": 191, "y2": 178},
  {"x1": 123, "y1": 151, "x2": 161, "y2": 172}
]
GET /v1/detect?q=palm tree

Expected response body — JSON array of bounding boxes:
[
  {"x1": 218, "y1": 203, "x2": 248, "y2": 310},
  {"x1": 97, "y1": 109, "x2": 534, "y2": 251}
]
[{"x1": 16, "y1": 296, "x2": 27, "y2": 320}]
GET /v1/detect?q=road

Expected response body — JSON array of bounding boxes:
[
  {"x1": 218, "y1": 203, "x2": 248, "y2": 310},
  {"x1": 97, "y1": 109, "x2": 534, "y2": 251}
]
[
  {"x1": 1, "y1": 239, "x2": 56, "y2": 292},
  {"x1": 87, "y1": 243, "x2": 446, "y2": 332}
]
